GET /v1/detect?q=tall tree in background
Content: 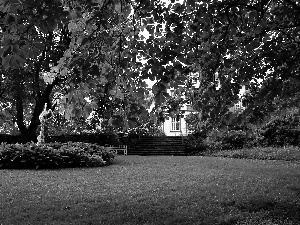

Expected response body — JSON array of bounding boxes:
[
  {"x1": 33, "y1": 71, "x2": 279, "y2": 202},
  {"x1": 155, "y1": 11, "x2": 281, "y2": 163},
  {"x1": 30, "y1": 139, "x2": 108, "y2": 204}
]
[{"x1": 137, "y1": 0, "x2": 300, "y2": 127}]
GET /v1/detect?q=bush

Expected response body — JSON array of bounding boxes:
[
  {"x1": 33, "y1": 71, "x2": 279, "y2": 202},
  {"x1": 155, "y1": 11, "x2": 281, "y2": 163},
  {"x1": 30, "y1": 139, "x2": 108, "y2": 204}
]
[
  {"x1": 260, "y1": 111, "x2": 300, "y2": 147},
  {"x1": 127, "y1": 122, "x2": 166, "y2": 137},
  {"x1": 221, "y1": 130, "x2": 247, "y2": 150},
  {"x1": 183, "y1": 132, "x2": 207, "y2": 155},
  {"x1": 211, "y1": 146, "x2": 300, "y2": 161},
  {"x1": 205, "y1": 129, "x2": 247, "y2": 150},
  {"x1": 185, "y1": 129, "x2": 249, "y2": 154},
  {"x1": 0, "y1": 142, "x2": 115, "y2": 169},
  {"x1": 203, "y1": 139, "x2": 223, "y2": 152},
  {"x1": 0, "y1": 134, "x2": 22, "y2": 144},
  {"x1": 185, "y1": 127, "x2": 265, "y2": 155},
  {"x1": 243, "y1": 130, "x2": 265, "y2": 148},
  {"x1": 46, "y1": 132, "x2": 121, "y2": 146}
]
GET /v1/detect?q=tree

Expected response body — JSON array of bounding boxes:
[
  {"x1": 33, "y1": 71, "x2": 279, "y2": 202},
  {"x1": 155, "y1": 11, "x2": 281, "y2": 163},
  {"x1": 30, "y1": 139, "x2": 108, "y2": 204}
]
[
  {"x1": 133, "y1": 0, "x2": 300, "y2": 128},
  {"x1": 0, "y1": 0, "x2": 78, "y2": 141},
  {"x1": 1, "y1": 0, "x2": 300, "y2": 141},
  {"x1": 0, "y1": 0, "x2": 143, "y2": 141}
]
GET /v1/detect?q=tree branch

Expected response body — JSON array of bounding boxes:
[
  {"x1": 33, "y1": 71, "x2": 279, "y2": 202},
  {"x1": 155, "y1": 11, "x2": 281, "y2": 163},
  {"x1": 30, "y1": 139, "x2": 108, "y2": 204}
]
[{"x1": 14, "y1": 83, "x2": 27, "y2": 134}]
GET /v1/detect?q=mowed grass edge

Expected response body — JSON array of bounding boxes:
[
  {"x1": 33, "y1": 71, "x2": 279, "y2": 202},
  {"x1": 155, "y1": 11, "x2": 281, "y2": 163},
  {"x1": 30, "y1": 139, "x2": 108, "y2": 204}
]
[{"x1": 1, "y1": 155, "x2": 300, "y2": 225}]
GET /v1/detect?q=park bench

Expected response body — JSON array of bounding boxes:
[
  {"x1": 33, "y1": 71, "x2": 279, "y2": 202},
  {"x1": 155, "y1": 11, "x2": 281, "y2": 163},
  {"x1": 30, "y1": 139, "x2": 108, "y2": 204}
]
[{"x1": 105, "y1": 144, "x2": 127, "y2": 155}]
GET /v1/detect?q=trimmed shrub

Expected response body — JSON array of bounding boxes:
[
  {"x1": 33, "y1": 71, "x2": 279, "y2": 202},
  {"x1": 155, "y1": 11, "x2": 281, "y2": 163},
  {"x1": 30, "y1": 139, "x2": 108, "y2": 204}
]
[
  {"x1": 243, "y1": 130, "x2": 265, "y2": 148},
  {"x1": 205, "y1": 129, "x2": 247, "y2": 150},
  {"x1": 0, "y1": 142, "x2": 115, "y2": 169},
  {"x1": 260, "y1": 112, "x2": 300, "y2": 147},
  {"x1": 185, "y1": 129, "x2": 249, "y2": 154},
  {"x1": 0, "y1": 132, "x2": 122, "y2": 145},
  {"x1": 211, "y1": 146, "x2": 300, "y2": 161},
  {"x1": 221, "y1": 130, "x2": 247, "y2": 150},
  {"x1": 203, "y1": 139, "x2": 223, "y2": 152},
  {"x1": 183, "y1": 132, "x2": 207, "y2": 155},
  {"x1": 46, "y1": 132, "x2": 121, "y2": 146},
  {"x1": 0, "y1": 134, "x2": 22, "y2": 144}
]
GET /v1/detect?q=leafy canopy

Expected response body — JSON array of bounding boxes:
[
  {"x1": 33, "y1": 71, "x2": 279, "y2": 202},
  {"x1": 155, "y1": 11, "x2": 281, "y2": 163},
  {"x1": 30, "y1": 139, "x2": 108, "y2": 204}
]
[{"x1": 1, "y1": 0, "x2": 300, "y2": 131}]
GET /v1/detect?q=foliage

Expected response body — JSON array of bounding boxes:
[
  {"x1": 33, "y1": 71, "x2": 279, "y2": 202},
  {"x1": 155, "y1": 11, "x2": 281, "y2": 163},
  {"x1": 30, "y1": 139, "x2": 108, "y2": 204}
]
[
  {"x1": 184, "y1": 112, "x2": 202, "y2": 133},
  {"x1": 1, "y1": 0, "x2": 300, "y2": 139},
  {"x1": 186, "y1": 129, "x2": 249, "y2": 153},
  {"x1": 0, "y1": 103, "x2": 19, "y2": 135},
  {"x1": 219, "y1": 130, "x2": 248, "y2": 150},
  {"x1": 0, "y1": 0, "x2": 149, "y2": 141},
  {"x1": 0, "y1": 142, "x2": 114, "y2": 169},
  {"x1": 260, "y1": 109, "x2": 300, "y2": 147},
  {"x1": 210, "y1": 146, "x2": 300, "y2": 162},
  {"x1": 243, "y1": 129, "x2": 265, "y2": 149},
  {"x1": 47, "y1": 132, "x2": 121, "y2": 146},
  {"x1": 144, "y1": 0, "x2": 300, "y2": 129},
  {"x1": 127, "y1": 121, "x2": 165, "y2": 137},
  {"x1": 183, "y1": 132, "x2": 207, "y2": 155},
  {"x1": 0, "y1": 134, "x2": 21, "y2": 143},
  {"x1": 47, "y1": 113, "x2": 99, "y2": 136}
]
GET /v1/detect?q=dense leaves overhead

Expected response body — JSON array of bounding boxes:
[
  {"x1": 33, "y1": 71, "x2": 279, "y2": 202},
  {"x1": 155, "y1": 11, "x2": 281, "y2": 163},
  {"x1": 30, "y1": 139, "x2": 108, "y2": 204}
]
[{"x1": 1, "y1": 0, "x2": 300, "y2": 135}]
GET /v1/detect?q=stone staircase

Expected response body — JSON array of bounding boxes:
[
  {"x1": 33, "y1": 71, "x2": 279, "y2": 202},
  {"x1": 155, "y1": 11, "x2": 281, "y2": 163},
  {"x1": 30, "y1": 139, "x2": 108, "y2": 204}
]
[{"x1": 127, "y1": 136, "x2": 187, "y2": 156}]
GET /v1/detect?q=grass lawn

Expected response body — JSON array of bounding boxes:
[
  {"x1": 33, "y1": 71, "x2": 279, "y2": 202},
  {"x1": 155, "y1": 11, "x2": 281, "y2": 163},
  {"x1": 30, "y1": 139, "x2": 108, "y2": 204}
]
[{"x1": 1, "y1": 155, "x2": 300, "y2": 225}]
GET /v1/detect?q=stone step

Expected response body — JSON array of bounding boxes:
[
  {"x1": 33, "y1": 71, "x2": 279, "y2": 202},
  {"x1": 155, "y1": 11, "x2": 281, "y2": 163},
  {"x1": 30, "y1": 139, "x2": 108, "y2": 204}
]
[
  {"x1": 128, "y1": 146, "x2": 186, "y2": 149},
  {"x1": 138, "y1": 140, "x2": 183, "y2": 142},
  {"x1": 128, "y1": 149, "x2": 186, "y2": 153},
  {"x1": 133, "y1": 145, "x2": 184, "y2": 148},
  {"x1": 129, "y1": 151, "x2": 185, "y2": 154},
  {"x1": 139, "y1": 136, "x2": 182, "y2": 138},
  {"x1": 137, "y1": 139, "x2": 183, "y2": 141},
  {"x1": 127, "y1": 152, "x2": 186, "y2": 156},
  {"x1": 126, "y1": 136, "x2": 187, "y2": 156},
  {"x1": 138, "y1": 138, "x2": 183, "y2": 141},
  {"x1": 129, "y1": 147, "x2": 185, "y2": 150},
  {"x1": 130, "y1": 142, "x2": 184, "y2": 144}
]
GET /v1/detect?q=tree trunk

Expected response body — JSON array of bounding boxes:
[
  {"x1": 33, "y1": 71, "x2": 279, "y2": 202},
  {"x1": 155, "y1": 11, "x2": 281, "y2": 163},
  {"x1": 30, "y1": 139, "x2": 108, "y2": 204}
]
[
  {"x1": 15, "y1": 97, "x2": 40, "y2": 143},
  {"x1": 14, "y1": 76, "x2": 60, "y2": 143}
]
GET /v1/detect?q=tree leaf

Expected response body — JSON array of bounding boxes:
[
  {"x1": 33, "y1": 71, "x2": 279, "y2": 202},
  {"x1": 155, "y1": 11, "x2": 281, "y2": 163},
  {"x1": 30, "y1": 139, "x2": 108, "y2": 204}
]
[
  {"x1": 155, "y1": 93, "x2": 166, "y2": 105},
  {"x1": 75, "y1": 108, "x2": 82, "y2": 118},
  {"x1": 109, "y1": 115, "x2": 123, "y2": 127},
  {"x1": 15, "y1": 54, "x2": 26, "y2": 67},
  {"x1": 83, "y1": 105, "x2": 93, "y2": 117},
  {"x1": 2, "y1": 45, "x2": 11, "y2": 58},
  {"x1": 81, "y1": 37, "x2": 90, "y2": 45},
  {"x1": 34, "y1": 42, "x2": 45, "y2": 51},
  {"x1": 128, "y1": 118, "x2": 137, "y2": 128},
  {"x1": 122, "y1": 4, "x2": 131, "y2": 18},
  {"x1": 186, "y1": 0, "x2": 196, "y2": 7},
  {"x1": 152, "y1": 83, "x2": 159, "y2": 95},
  {"x1": 248, "y1": 11, "x2": 257, "y2": 24},
  {"x1": 224, "y1": 58, "x2": 232, "y2": 68},
  {"x1": 4, "y1": 14, "x2": 15, "y2": 24},
  {"x1": 12, "y1": 44, "x2": 20, "y2": 54},
  {"x1": 2, "y1": 55, "x2": 12, "y2": 70},
  {"x1": 139, "y1": 107, "x2": 148, "y2": 119},
  {"x1": 46, "y1": 18, "x2": 57, "y2": 32}
]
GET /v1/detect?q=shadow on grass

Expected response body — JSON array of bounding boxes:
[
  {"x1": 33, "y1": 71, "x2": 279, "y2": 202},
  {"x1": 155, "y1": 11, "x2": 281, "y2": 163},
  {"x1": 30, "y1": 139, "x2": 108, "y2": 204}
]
[
  {"x1": 220, "y1": 197, "x2": 300, "y2": 224},
  {"x1": 234, "y1": 198, "x2": 277, "y2": 213},
  {"x1": 287, "y1": 186, "x2": 300, "y2": 197}
]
